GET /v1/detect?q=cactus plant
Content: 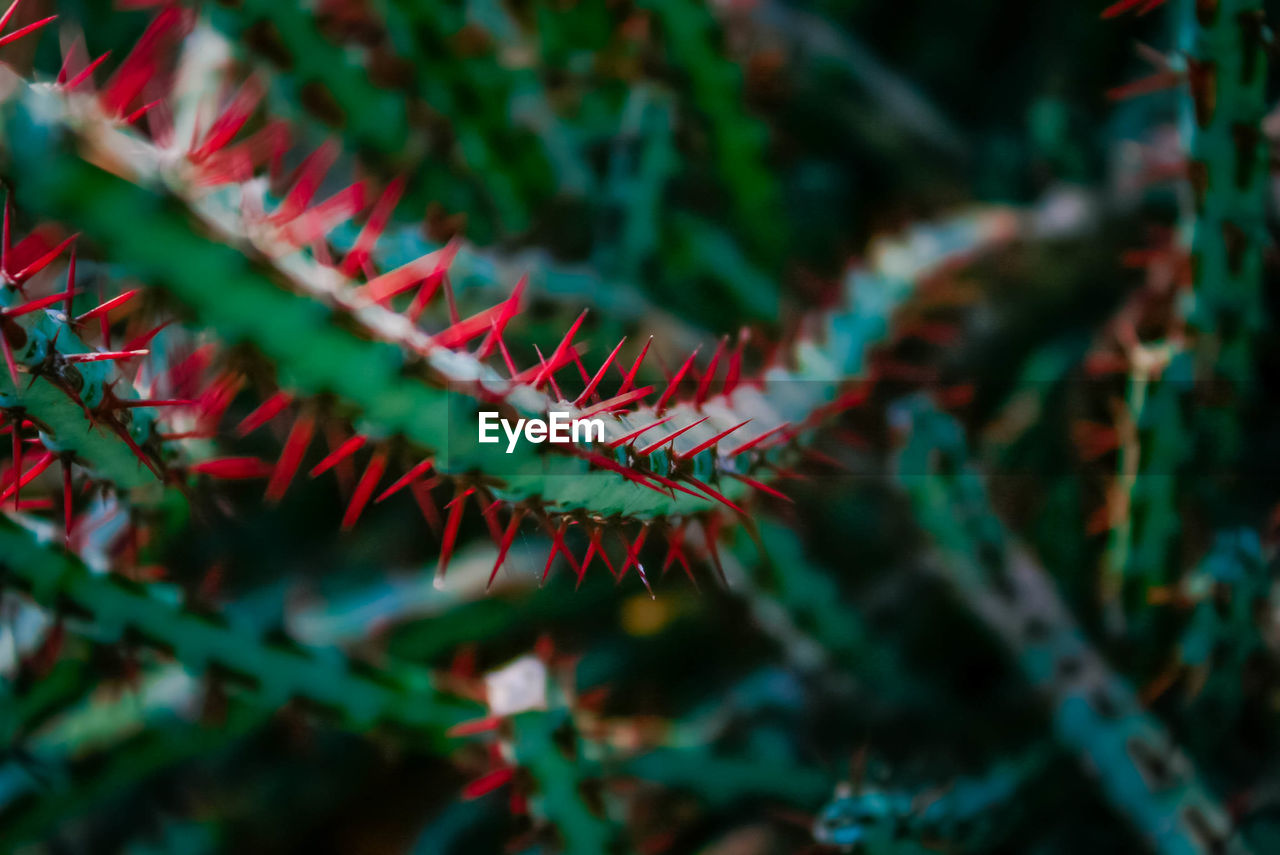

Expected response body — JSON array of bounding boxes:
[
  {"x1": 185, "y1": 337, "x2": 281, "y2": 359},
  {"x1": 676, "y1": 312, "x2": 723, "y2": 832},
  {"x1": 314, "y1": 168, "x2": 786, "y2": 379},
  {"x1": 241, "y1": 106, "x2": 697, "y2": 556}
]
[{"x1": 1, "y1": 1, "x2": 1277, "y2": 853}]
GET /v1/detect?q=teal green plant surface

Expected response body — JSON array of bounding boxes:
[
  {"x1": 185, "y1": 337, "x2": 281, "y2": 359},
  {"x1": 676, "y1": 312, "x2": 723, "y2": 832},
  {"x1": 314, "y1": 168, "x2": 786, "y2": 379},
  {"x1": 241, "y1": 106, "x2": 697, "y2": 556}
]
[
  {"x1": 896, "y1": 399, "x2": 1251, "y2": 855},
  {"x1": 0, "y1": 519, "x2": 480, "y2": 737}
]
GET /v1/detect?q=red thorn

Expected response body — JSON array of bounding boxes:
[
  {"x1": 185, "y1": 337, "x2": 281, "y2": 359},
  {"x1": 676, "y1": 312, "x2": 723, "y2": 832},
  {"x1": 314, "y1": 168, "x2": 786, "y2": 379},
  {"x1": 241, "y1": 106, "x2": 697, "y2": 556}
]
[
  {"x1": 636, "y1": 416, "x2": 711, "y2": 457},
  {"x1": 409, "y1": 477, "x2": 442, "y2": 534},
  {"x1": 476, "y1": 275, "x2": 527, "y2": 360},
  {"x1": 618, "y1": 527, "x2": 651, "y2": 594},
  {"x1": 578, "y1": 528, "x2": 616, "y2": 588},
  {"x1": 359, "y1": 241, "x2": 458, "y2": 304},
  {"x1": 1106, "y1": 70, "x2": 1183, "y2": 101},
  {"x1": 0, "y1": 0, "x2": 23, "y2": 32},
  {"x1": 193, "y1": 457, "x2": 274, "y2": 480},
  {"x1": 702, "y1": 515, "x2": 728, "y2": 585},
  {"x1": 574, "y1": 337, "x2": 627, "y2": 407},
  {"x1": 113, "y1": 398, "x2": 194, "y2": 409},
  {"x1": 655, "y1": 348, "x2": 700, "y2": 415},
  {"x1": 646, "y1": 470, "x2": 708, "y2": 501},
  {"x1": 728, "y1": 472, "x2": 793, "y2": 502},
  {"x1": 442, "y1": 275, "x2": 522, "y2": 353},
  {"x1": 473, "y1": 492, "x2": 506, "y2": 545},
  {"x1": 462, "y1": 767, "x2": 514, "y2": 800},
  {"x1": 62, "y1": 247, "x2": 77, "y2": 317},
  {"x1": 102, "y1": 6, "x2": 187, "y2": 118},
  {"x1": 661, "y1": 526, "x2": 697, "y2": 587},
  {"x1": 340, "y1": 176, "x2": 406, "y2": 276},
  {"x1": 437, "y1": 487, "x2": 474, "y2": 580},
  {"x1": 375, "y1": 458, "x2": 434, "y2": 504},
  {"x1": 3, "y1": 427, "x2": 18, "y2": 507},
  {"x1": 271, "y1": 143, "x2": 339, "y2": 225},
  {"x1": 1, "y1": 450, "x2": 53, "y2": 504},
  {"x1": 488, "y1": 507, "x2": 527, "y2": 589},
  {"x1": 104, "y1": 417, "x2": 162, "y2": 479},
  {"x1": 726, "y1": 422, "x2": 790, "y2": 456},
  {"x1": 280, "y1": 182, "x2": 368, "y2": 248},
  {"x1": 578, "y1": 450, "x2": 673, "y2": 498},
  {"x1": 694, "y1": 338, "x2": 726, "y2": 406},
  {"x1": 442, "y1": 268, "x2": 460, "y2": 325},
  {"x1": 3, "y1": 288, "x2": 78, "y2": 318},
  {"x1": 63, "y1": 349, "x2": 148, "y2": 363},
  {"x1": 235, "y1": 390, "x2": 292, "y2": 437},
  {"x1": 618, "y1": 336, "x2": 652, "y2": 395},
  {"x1": 577, "y1": 534, "x2": 597, "y2": 587},
  {"x1": 195, "y1": 120, "x2": 291, "y2": 186},
  {"x1": 341, "y1": 450, "x2": 388, "y2": 530},
  {"x1": 724, "y1": 331, "x2": 748, "y2": 395},
  {"x1": 577, "y1": 385, "x2": 654, "y2": 420},
  {"x1": 820, "y1": 385, "x2": 872, "y2": 420},
  {"x1": 74, "y1": 288, "x2": 140, "y2": 323},
  {"x1": 570, "y1": 348, "x2": 591, "y2": 387},
  {"x1": 491, "y1": 324, "x2": 519, "y2": 378},
  {"x1": 510, "y1": 339, "x2": 580, "y2": 388},
  {"x1": 533, "y1": 311, "x2": 588, "y2": 391},
  {"x1": 61, "y1": 457, "x2": 73, "y2": 544},
  {"x1": 447, "y1": 716, "x2": 504, "y2": 738},
  {"x1": 159, "y1": 430, "x2": 212, "y2": 441},
  {"x1": 122, "y1": 99, "x2": 161, "y2": 125},
  {"x1": 541, "y1": 518, "x2": 580, "y2": 584},
  {"x1": 404, "y1": 270, "x2": 445, "y2": 323},
  {"x1": 593, "y1": 529, "x2": 618, "y2": 578},
  {"x1": 433, "y1": 299, "x2": 514, "y2": 350},
  {"x1": 0, "y1": 13, "x2": 55, "y2": 49},
  {"x1": 682, "y1": 475, "x2": 746, "y2": 515},
  {"x1": 265, "y1": 412, "x2": 315, "y2": 503},
  {"x1": 190, "y1": 77, "x2": 263, "y2": 162},
  {"x1": 677, "y1": 419, "x2": 751, "y2": 460},
  {"x1": 606, "y1": 414, "x2": 676, "y2": 449},
  {"x1": 123, "y1": 320, "x2": 172, "y2": 353},
  {"x1": 1101, "y1": 0, "x2": 1161, "y2": 17},
  {"x1": 197, "y1": 370, "x2": 244, "y2": 431},
  {"x1": 0, "y1": 193, "x2": 8, "y2": 277},
  {"x1": 63, "y1": 50, "x2": 110, "y2": 91},
  {"x1": 530, "y1": 344, "x2": 563, "y2": 400},
  {"x1": 309, "y1": 435, "x2": 367, "y2": 478}
]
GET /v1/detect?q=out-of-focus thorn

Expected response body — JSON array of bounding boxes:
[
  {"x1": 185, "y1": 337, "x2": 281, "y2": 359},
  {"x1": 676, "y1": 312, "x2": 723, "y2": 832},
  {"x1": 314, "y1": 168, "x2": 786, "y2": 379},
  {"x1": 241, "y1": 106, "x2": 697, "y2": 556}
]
[
  {"x1": 235, "y1": 390, "x2": 292, "y2": 437},
  {"x1": 436, "y1": 486, "x2": 474, "y2": 581},
  {"x1": 462, "y1": 767, "x2": 514, "y2": 800},
  {"x1": 728, "y1": 472, "x2": 793, "y2": 502},
  {"x1": 265, "y1": 412, "x2": 315, "y2": 502},
  {"x1": 341, "y1": 450, "x2": 387, "y2": 530},
  {"x1": 309, "y1": 434, "x2": 366, "y2": 478},
  {"x1": 488, "y1": 507, "x2": 527, "y2": 590},
  {"x1": 375, "y1": 458, "x2": 434, "y2": 504},
  {"x1": 192, "y1": 457, "x2": 274, "y2": 480}
]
